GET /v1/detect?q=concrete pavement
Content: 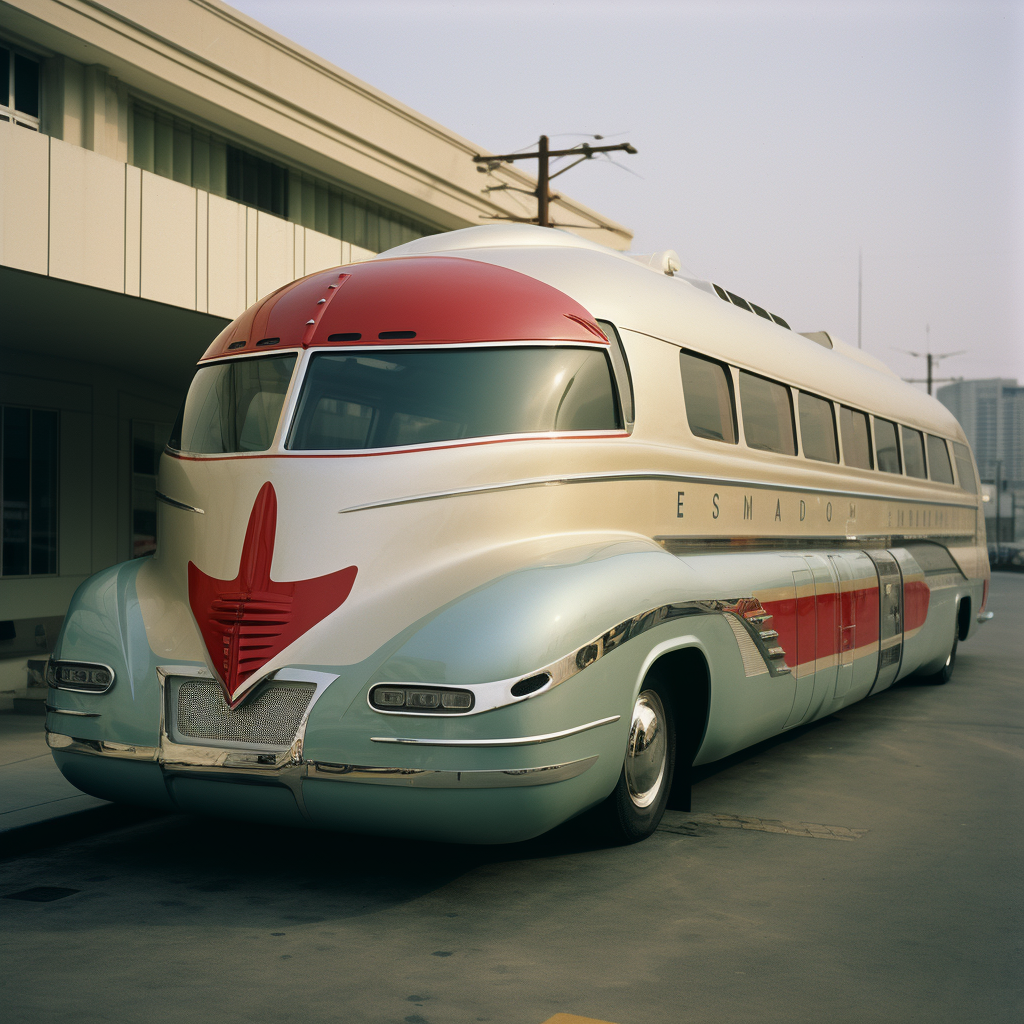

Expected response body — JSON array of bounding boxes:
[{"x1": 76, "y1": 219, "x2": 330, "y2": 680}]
[{"x1": 1, "y1": 573, "x2": 1020, "y2": 1023}]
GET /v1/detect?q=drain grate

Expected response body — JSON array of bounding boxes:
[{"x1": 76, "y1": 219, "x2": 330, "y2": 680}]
[{"x1": 4, "y1": 886, "x2": 81, "y2": 902}]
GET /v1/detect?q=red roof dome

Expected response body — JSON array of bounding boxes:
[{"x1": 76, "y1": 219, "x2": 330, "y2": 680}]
[{"x1": 201, "y1": 255, "x2": 606, "y2": 360}]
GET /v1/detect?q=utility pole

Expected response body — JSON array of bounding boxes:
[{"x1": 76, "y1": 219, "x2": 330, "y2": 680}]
[
  {"x1": 474, "y1": 135, "x2": 637, "y2": 228},
  {"x1": 995, "y1": 459, "x2": 1003, "y2": 545},
  {"x1": 899, "y1": 333, "x2": 965, "y2": 395},
  {"x1": 857, "y1": 249, "x2": 863, "y2": 349}
]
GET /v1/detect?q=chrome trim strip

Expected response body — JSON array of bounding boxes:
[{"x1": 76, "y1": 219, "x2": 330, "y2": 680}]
[
  {"x1": 46, "y1": 732, "x2": 158, "y2": 760},
  {"x1": 977, "y1": 611, "x2": 994, "y2": 623},
  {"x1": 308, "y1": 755, "x2": 599, "y2": 788},
  {"x1": 338, "y1": 470, "x2": 979, "y2": 515},
  {"x1": 369, "y1": 595, "x2": 789, "y2": 720},
  {"x1": 45, "y1": 729, "x2": 598, "y2": 789},
  {"x1": 44, "y1": 705, "x2": 100, "y2": 718},
  {"x1": 156, "y1": 491, "x2": 205, "y2": 514},
  {"x1": 370, "y1": 715, "x2": 620, "y2": 747}
]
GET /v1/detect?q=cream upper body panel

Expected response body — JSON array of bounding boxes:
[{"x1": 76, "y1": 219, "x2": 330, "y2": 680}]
[{"x1": 383, "y1": 226, "x2": 966, "y2": 444}]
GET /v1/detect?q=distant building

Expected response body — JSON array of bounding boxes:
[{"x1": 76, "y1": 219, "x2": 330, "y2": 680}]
[
  {"x1": 0, "y1": 0, "x2": 631, "y2": 693},
  {"x1": 936, "y1": 379, "x2": 1024, "y2": 485},
  {"x1": 937, "y1": 378, "x2": 1024, "y2": 543}
]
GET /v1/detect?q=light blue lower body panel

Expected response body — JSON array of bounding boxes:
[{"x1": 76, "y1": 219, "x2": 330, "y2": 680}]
[
  {"x1": 50, "y1": 748, "x2": 614, "y2": 844},
  {"x1": 301, "y1": 771, "x2": 606, "y2": 845},
  {"x1": 52, "y1": 752, "x2": 176, "y2": 811}
]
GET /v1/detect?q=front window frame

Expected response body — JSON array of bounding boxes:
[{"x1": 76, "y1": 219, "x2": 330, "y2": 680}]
[{"x1": 168, "y1": 341, "x2": 628, "y2": 459}]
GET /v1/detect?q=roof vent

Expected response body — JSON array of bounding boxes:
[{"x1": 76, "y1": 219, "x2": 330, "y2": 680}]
[{"x1": 799, "y1": 331, "x2": 834, "y2": 350}]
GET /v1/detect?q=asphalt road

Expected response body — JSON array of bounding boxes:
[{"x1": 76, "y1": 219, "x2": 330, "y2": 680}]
[{"x1": 2, "y1": 574, "x2": 1021, "y2": 1024}]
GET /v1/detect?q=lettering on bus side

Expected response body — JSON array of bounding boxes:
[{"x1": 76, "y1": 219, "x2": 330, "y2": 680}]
[{"x1": 744, "y1": 495, "x2": 753, "y2": 520}]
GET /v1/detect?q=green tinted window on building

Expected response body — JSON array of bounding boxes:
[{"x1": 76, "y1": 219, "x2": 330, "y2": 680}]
[{"x1": 129, "y1": 99, "x2": 435, "y2": 250}]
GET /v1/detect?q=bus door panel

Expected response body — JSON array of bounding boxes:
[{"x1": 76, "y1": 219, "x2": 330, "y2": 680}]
[
  {"x1": 891, "y1": 548, "x2": 931, "y2": 678},
  {"x1": 805, "y1": 555, "x2": 840, "y2": 721},
  {"x1": 845, "y1": 550, "x2": 881, "y2": 702},
  {"x1": 827, "y1": 553, "x2": 856, "y2": 701},
  {"x1": 868, "y1": 550, "x2": 904, "y2": 693},
  {"x1": 783, "y1": 566, "x2": 817, "y2": 728}
]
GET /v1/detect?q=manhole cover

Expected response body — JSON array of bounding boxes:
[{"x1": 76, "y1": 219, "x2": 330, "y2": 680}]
[{"x1": 3, "y1": 887, "x2": 81, "y2": 902}]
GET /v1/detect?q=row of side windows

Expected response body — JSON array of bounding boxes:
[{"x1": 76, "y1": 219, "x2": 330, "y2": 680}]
[{"x1": 678, "y1": 350, "x2": 977, "y2": 493}]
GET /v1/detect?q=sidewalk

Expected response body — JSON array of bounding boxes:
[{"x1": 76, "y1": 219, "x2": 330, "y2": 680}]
[{"x1": 0, "y1": 712, "x2": 155, "y2": 857}]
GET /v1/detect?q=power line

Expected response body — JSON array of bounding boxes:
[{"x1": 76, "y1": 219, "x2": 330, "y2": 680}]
[{"x1": 474, "y1": 134, "x2": 637, "y2": 227}]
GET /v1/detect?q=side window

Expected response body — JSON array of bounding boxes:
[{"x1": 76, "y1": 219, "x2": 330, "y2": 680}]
[
  {"x1": 739, "y1": 371, "x2": 796, "y2": 455},
  {"x1": 596, "y1": 320, "x2": 634, "y2": 427},
  {"x1": 901, "y1": 426, "x2": 927, "y2": 479},
  {"x1": 874, "y1": 417, "x2": 901, "y2": 474},
  {"x1": 952, "y1": 441, "x2": 979, "y2": 494},
  {"x1": 798, "y1": 391, "x2": 838, "y2": 463},
  {"x1": 678, "y1": 351, "x2": 737, "y2": 443},
  {"x1": 926, "y1": 435, "x2": 954, "y2": 484},
  {"x1": 839, "y1": 406, "x2": 873, "y2": 469}
]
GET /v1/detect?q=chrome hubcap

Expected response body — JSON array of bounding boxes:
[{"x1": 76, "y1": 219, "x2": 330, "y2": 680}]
[{"x1": 624, "y1": 690, "x2": 667, "y2": 808}]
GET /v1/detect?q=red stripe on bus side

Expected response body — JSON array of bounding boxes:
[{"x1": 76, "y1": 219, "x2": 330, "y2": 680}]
[{"x1": 759, "y1": 582, "x2": 896, "y2": 669}]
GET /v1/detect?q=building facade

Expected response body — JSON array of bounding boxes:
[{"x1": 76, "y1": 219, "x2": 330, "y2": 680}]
[
  {"x1": 937, "y1": 378, "x2": 1024, "y2": 542},
  {"x1": 0, "y1": 0, "x2": 632, "y2": 696}
]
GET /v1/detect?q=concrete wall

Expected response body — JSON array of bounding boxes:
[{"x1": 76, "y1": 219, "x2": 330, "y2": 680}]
[{"x1": 1, "y1": 122, "x2": 374, "y2": 320}]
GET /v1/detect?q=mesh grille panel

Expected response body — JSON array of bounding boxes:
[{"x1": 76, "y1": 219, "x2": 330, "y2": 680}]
[{"x1": 175, "y1": 679, "x2": 315, "y2": 746}]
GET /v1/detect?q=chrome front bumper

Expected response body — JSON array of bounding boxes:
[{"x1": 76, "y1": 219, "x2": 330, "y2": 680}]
[
  {"x1": 45, "y1": 731, "x2": 599, "y2": 789},
  {"x1": 45, "y1": 665, "x2": 602, "y2": 790}
]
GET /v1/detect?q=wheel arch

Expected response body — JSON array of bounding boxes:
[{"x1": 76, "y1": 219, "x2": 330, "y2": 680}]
[
  {"x1": 957, "y1": 594, "x2": 972, "y2": 641},
  {"x1": 633, "y1": 638, "x2": 711, "y2": 768}
]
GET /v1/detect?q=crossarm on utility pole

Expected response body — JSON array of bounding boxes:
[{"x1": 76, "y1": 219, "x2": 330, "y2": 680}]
[{"x1": 473, "y1": 136, "x2": 637, "y2": 228}]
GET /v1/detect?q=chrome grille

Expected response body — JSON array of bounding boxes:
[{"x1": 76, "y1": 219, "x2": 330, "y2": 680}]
[{"x1": 174, "y1": 679, "x2": 315, "y2": 747}]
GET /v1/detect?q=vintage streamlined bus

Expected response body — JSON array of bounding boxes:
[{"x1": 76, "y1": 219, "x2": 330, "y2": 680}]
[{"x1": 47, "y1": 224, "x2": 990, "y2": 844}]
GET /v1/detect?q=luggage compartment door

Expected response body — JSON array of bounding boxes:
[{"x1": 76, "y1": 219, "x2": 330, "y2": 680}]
[
  {"x1": 868, "y1": 550, "x2": 904, "y2": 693},
  {"x1": 827, "y1": 553, "x2": 857, "y2": 701}
]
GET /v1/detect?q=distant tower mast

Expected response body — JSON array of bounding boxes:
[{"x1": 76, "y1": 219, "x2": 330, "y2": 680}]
[{"x1": 857, "y1": 249, "x2": 863, "y2": 350}]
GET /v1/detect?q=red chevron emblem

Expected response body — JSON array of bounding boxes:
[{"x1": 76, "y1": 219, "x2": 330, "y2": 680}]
[{"x1": 187, "y1": 482, "x2": 357, "y2": 707}]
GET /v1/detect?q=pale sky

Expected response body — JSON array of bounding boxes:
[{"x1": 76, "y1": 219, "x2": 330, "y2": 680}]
[{"x1": 231, "y1": 0, "x2": 1023, "y2": 388}]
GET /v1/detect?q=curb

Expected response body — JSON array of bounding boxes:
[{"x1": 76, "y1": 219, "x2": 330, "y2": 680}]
[{"x1": 0, "y1": 805, "x2": 164, "y2": 860}]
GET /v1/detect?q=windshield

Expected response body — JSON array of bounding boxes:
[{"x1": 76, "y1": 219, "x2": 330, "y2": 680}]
[
  {"x1": 169, "y1": 354, "x2": 297, "y2": 454},
  {"x1": 287, "y1": 346, "x2": 620, "y2": 451}
]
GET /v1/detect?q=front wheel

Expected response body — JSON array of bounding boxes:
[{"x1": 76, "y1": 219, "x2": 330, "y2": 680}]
[{"x1": 596, "y1": 683, "x2": 676, "y2": 844}]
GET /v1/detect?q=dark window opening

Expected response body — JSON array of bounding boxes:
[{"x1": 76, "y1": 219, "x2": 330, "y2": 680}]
[
  {"x1": 952, "y1": 441, "x2": 978, "y2": 494},
  {"x1": 874, "y1": 418, "x2": 901, "y2": 474},
  {"x1": 679, "y1": 351, "x2": 737, "y2": 444},
  {"x1": 901, "y1": 426, "x2": 927, "y2": 479},
  {"x1": 839, "y1": 406, "x2": 873, "y2": 470},
  {"x1": 170, "y1": 354, "x2": 297, "y2": 454},
  {"x1": 739, "y1": 372, "x2": 796, "y2": 456},
  {"x1": 2, "y1": 406, "x2": 58, "y2": 577},
  {"x1": 288, "y1": 347, "x2": 620, "y2": 451},
  {"x1": 798, "y1": 392, "x2": 838, "y2": 463},
  {"x1": 1, "y1": 46, "x2": 41, "y2": 128},
  {"x1": 926, "y1": 435, "x2": 954, "y2": 485},
  {"x1": 596, "y1": 320, "x2": 634, "y2": 426},
  {"x1": 226, "y1": 146, "x2": 288, "y2": 218}
]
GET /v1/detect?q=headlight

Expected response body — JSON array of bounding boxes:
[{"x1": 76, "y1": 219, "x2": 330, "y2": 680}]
[
  {"x1": 48, "y1": 660, "x2": 115, "y2": 693},
  {"x1": 369, "y1": 685, "x2": 474, "y2": 713}
]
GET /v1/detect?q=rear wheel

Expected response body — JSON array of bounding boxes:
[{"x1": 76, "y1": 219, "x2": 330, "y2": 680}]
[
  {"x1": 924, "y1": 607, "x2": 959, "y2": 685},
  {"x1": 597, "y1": 682, "x2": 676, "y2": 844}
]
